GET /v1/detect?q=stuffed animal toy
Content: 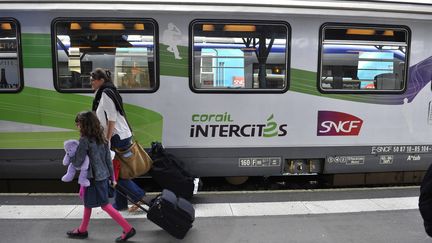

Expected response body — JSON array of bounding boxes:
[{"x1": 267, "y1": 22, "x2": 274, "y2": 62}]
[{"x1": 61, "y1": 139, "x2": 90, "y2": 187}]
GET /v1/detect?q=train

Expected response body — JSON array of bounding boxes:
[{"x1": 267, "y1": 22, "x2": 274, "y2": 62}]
[{"x1": 1, "y1": 0, "x2": 432, "y2": 186}]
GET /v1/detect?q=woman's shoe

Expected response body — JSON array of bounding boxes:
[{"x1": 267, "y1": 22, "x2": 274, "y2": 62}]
[
  {"x1": 128, "y1": 198, "x2": 145, "y2": 212},
  {"x1": 66, "y1": 228, "x2": 88, "y2": 239},
  {"x1": 115, "y1": 227, "x2": 136, "y2": 242}
]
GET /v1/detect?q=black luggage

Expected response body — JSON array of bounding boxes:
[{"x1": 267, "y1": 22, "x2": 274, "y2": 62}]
[
  {"x1": 149, "y1": 142, "x2": 195, "y2": 199},
  {"x1": 147, "y1": 189, "x2": 195, "y2": 239},
  {"x1": 116, "y1": 185, "x2": 195, "y2": 239}
]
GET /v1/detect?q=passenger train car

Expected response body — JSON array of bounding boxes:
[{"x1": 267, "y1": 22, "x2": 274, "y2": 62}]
[{"x1": 1, "y1": 0, "x2": 432, "y2": 185}]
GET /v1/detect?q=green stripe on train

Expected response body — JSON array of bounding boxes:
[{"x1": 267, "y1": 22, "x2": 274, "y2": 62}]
[
  {"x1": 0, "y1": 87, "x2": 163, "y2": 148},
  {"x1": 22, "y1": 33, "x2": 52, "y2": 68},
  {"x1": 160, "y1": 44, "x2": 188, "y2": 77},
  {"x1": 290, "y1": 68, "x2": 371, "y2": 103},
  {"x1": 20, "y1": 33, "x2": 371, "y2": 104}
]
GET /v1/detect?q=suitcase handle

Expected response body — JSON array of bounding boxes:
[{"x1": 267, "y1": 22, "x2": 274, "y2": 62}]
[{"x1": 112, "y1": 183, "x2": 149, "y2": 213}]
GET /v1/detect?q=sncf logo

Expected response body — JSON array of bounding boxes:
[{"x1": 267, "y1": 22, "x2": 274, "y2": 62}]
[{"x1": 317, "y1": 111, "x2": 363, "y2": 136}]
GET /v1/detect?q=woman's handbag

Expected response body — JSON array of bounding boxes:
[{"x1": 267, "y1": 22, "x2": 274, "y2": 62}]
[
  {"x1": 114, "y1": 141, "x2": 153, "y2": 179},
  {"x1": 102, "y1": 89, "x2": 152, "y2": 179}
]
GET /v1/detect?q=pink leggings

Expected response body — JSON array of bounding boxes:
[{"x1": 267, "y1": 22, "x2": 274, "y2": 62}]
[{"x1": 78, "y1": 204, "x2": 132, "y2": 233}]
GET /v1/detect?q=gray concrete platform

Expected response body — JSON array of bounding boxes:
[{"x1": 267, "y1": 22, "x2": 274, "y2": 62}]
[
  {"x1": 0, "y1": 210, "x2": 429, "y2": 243},
  {"x1": 0, "y1": 186, "x2": 428, "y2": 243}
]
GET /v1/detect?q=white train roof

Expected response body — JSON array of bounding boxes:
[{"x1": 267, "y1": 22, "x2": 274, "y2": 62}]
[{"x1": 1, "y1": 0, "x2": 432, "y2": 18}]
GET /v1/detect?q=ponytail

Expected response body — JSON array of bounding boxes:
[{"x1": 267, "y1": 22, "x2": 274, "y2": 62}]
[{"x1": 104, "y1": 69, "x2": 111, "y2": 82}]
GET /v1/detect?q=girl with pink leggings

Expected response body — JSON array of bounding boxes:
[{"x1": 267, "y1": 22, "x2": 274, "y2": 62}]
[{"x1": 67, "y1": 111, "x2": 135, "y2": 242}]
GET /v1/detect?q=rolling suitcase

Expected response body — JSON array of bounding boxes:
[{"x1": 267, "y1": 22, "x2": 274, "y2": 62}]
[
  {"x1": 147, "y1": 189, "x2": 195, "y2": 239},
  {"x1": 115, "y1": 184, "x2": 195, "y2": 239}
]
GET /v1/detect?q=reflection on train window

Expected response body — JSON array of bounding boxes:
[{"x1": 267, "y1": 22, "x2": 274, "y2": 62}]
[
  {"x1": 0, "y1": 19, "x2": 22, "y2": 92},
  {"x1": 319, "y1": 24, "x2": 410, "y2": 92},
  {"x1": 191, "y1": 21, "x2": 290, "y2": 91},
  {"x1": 53, "y1": 19, "x2": 157, "y2": 92}
]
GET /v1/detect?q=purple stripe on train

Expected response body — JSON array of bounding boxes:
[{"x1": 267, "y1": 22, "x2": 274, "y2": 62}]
[{"x1": 367, "y1": 56, "x2": 432, "y2": 105}]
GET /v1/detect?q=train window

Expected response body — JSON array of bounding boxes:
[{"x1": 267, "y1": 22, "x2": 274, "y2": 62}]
[
  {"x1": 52, "y1": 18, "x2": 158, "y2": 92},
  {"x1": 0, "y1": 19, "x2": 23, "y2": 93},
  {"x1": 319, "y1": 24, "x2": 410, "y2": 93},
  {"x1": 191, "y1": 20, "x2": 290, "y2": 92}
]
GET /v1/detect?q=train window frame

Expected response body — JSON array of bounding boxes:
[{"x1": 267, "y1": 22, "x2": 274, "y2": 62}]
[
  {"x1": 189, "y1": 19, "x2": 291, "y2": 93},
  {"x1": 317, "y1": 23, "x2": 411, "y2": 94},
  {"x1": 0, "y1": 18, "x2": 24, "y2": 93},
  {"x1": 51, "y1": 17, "x2": 159, "y2": 93}
]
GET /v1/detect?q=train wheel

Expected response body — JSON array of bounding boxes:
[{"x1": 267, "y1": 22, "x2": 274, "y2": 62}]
[{"x1": 225, "y1": 176, "x2": 249, "y2": 185}]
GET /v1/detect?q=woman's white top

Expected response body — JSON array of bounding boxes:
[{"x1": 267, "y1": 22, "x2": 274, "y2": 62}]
[{"x1": 95, "y1": 92, "x2": 132, "y2": 140}]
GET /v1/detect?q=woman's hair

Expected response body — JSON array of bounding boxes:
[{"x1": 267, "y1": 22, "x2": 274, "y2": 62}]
[
  {"x1": 75, "y1": 111, "x2": 106, "y2": 144},
  {"x1": 90, "y1": 68, "x2": 112, "y2": 83}
]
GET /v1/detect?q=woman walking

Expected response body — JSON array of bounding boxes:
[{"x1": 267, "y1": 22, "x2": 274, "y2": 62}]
[{"x1": 90, "y1": 68, "x2": 146, "y2": 212}]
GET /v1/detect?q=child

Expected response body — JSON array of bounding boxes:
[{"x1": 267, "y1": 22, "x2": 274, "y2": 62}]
[{"x1": 67, "y1": 111, "x2": 136, "y2": 242}]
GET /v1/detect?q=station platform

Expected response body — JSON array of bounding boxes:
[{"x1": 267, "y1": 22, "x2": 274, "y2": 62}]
[{"x1": 0, "y1": 186, "x2": 429, "y2": 243}]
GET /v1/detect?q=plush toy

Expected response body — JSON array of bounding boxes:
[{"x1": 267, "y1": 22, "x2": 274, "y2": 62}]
[{"x1": 61, "y1": 139, "x2": 90, "y2": 187}]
